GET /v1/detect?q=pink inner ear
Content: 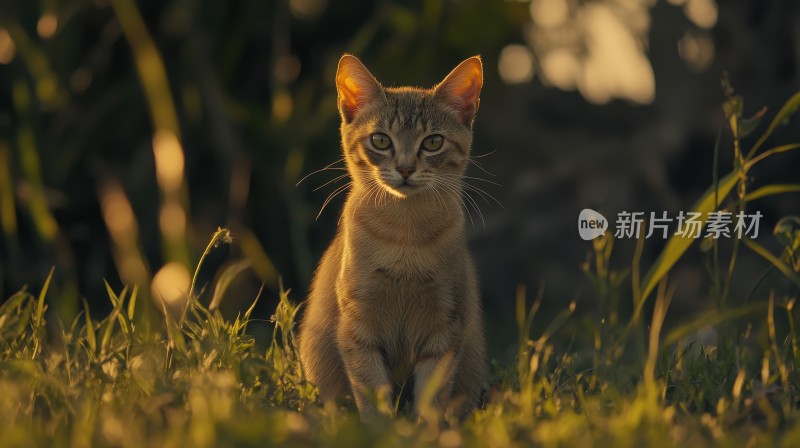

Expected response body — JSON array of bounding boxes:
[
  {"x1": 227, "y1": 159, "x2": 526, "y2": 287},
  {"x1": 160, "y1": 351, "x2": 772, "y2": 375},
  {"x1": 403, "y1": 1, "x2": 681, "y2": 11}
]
[
  {"x1": 338, "y1": 78, "x2": 361, "y2": 118},
  {"x1": 454, "y1": 78, "x2": 481, "y2": 115},
  {"x1": 437, "y1": 58, "x2": 483, "y2": 125},
  {"x1": 336, "y1": 56, "x2": 383, "y2": 122}
]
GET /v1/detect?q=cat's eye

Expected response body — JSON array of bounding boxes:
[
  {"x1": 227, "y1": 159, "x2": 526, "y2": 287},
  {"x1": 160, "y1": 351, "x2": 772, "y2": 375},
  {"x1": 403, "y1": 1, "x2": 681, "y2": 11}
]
[
  {"x1": 421, "y1": 135, "x2": 444, "y2": 152},
  {"x1": 370, "y1": 133, "x2": 392, "y2": 151}
]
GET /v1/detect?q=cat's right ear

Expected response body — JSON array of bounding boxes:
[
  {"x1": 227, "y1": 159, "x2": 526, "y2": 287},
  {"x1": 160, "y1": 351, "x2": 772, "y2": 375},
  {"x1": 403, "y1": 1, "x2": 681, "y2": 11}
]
[
  {"x1": 434, "y1": 56, "x2": 483, "y2": 127},
  {"x1": 336, "y1": 55, "x2": 385, "y2": 123}
]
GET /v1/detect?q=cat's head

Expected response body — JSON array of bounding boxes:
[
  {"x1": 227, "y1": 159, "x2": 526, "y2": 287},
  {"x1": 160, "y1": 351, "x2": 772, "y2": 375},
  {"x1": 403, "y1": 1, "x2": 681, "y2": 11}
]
[{"x1": 335, "y1": 54, "x2": 482, "y2": 199}]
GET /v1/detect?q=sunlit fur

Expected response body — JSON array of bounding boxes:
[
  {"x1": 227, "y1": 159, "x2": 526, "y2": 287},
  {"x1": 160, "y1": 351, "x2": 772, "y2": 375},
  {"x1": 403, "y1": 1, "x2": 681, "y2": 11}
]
[{"x1": 298, "y1": 55, "x2": 487, "y2": 420}]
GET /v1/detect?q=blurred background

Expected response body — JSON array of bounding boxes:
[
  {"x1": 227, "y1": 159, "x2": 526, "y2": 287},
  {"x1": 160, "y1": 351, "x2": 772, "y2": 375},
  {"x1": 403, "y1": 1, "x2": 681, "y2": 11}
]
[{"x1": 0, "y1": 0, "x2": 798, "y2": 354}]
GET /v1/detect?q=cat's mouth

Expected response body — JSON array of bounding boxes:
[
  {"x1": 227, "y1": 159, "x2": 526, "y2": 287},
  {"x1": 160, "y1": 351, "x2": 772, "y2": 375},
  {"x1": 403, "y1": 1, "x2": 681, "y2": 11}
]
[{"x1": 383, "y1": 177, "x2": 425, "y2": 198}]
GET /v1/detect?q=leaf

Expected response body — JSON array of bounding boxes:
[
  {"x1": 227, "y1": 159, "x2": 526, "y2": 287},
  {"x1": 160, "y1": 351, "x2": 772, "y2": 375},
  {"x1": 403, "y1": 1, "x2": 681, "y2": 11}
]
[
  {"x1": 243, "y1": 285, "x2": 264, "y2": 324},
  {"x1": 162, "y1": 304, "x2": 186, "y2": 354},
  {"x1": 745, "y1": 143, "x2": 800, "y2": 169},
  {"x1": 663, "y1": 302, "x2": 765, "y2": 347},
  {"x1": 83, "y1": 299, "x2": 97, "y2": 355},
  {"x1": 640, "y1": 171, "x2": 739, "y2": 302},
  {"x1": 739, "y1": 106, "x2": 768, "y2": 138},
  {"x1": 34, "y1": 267, "x2": 54, "y2": 330},
  {"x1": 13, "y1": 301, "x2": 34, "y2": 338},
  {"x1": 742, "y1": 238, "x2": 800, "y2": 288},
  {"x1": 747, "y1": 91, "x2": 800, "y2": 159},
  {"x1": 773, "y1": 216, "x2": 800, "y2": 251},
  {"x1": 744, "y1": 184, "x2": 800, "y2": 202},
  {"x1": 190, "y1": 227, "x2": 233, "y2": 297},
  {"x1": 128, "y1": 284, "x2": 138, "y2": 322},
  {"x1": 0, "y1": 290, "x2": 29, "y2": 317},
  {"x1": 100, "y1": 281, "x2": 129, "y2": 353},
  {"x1": 209, "y1": 260, "x2": 252, "y2": 311}
]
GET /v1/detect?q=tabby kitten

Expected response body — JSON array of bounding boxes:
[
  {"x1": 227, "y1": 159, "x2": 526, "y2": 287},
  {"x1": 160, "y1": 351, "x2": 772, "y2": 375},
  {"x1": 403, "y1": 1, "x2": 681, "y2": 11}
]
[{"x1": 298, "y1": 54, "x2": 486, "y2": 419}]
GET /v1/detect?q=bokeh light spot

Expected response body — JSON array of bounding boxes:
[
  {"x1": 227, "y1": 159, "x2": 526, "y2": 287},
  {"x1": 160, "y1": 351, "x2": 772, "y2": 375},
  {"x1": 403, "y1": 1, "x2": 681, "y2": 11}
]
[
  {"x1": 275, "y1": 55, "x2": 301, "y2": 84},
  {"x1": 540, "y1": 49, "x2": 579, "y2": 91},
  {"x1": 272, "y1": 90, "x2": 293, "y2": 123},
  {"x1": 685, "y1": 0, "x2": 718, "y2": 29},
  {"x1": 290, "y1": 0, "x2": 327, "y2": 19},
  {"x1": 498, "y1": 44, "x2": 535, "y2": 84},
  {"x1": 578, "y1": 3, "x2": 655, "y2": 104},
  {"x1": 678, "y1": 31, "x2": 715, "y2": 72},
  {"x1": 152, "y1": 129, "x2": 185, "y2": 194},
  {"x1": 159, "y1": 200, "x2": 186, "y2": 239},
  {"x1": 0, "y1": 29, "x2": 15, "y2": 64},
  {"x1": 37, "y1": 14, "x2": 58, "y2": 39},
  {"x1": 101, "y1": 186, "x2": 136, "y2": 242},
  {"x1": 530, "y1": 0, "x2": 569, "y2": 28},
  {"x1": 151, "y1": 262, "x2": 191, "y2": 310}
]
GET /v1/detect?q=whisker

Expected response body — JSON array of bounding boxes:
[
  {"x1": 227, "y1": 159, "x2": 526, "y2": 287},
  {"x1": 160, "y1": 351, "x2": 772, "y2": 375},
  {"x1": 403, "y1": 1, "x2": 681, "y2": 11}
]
[
  {"x1": 316, "y1": 182, "x2": 351, "y2": 220},
  {"x1": 430, "y1": 185, "x2": 449, "y2": 217},
  {"x1": 353, "y1": 180, "x2": 380, "y2": 220},
  {"x1": 437, "y1": 174, "x2": 504, "y2": 209},
  {"x1": 313, "y1": 173, "x2": 349, "y2": 192},
  {"x1": 462, "y1": 183, "x2": 504, "y2": 209},
  {"x1": 462, "y1": 190, "x2": 486, "y2": 227},
  {"x1": 470, "y1": 149, "x2": 498, "y2": 159},
  {"x1": 468, "y1": 158, "x2": 496, "y2": 177},
  {"x1": 435, "y1": 179, "x2": 477, "y2": 228},
  {"x1": 441, "y1": 173, "x2": 502, "y2": 186},
  {"x1": 296, "y1": 158, "x2": 346, "y2": 186},
  {"x1": 436, "y1": 178, "x2": 487, "y2": 227}
]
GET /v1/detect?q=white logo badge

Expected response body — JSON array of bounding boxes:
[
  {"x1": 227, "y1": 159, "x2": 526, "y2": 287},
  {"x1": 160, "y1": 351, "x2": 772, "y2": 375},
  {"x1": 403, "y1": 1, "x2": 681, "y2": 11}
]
[{"x1": 578, "y1": 209, "x2": 608, "y2": 240}]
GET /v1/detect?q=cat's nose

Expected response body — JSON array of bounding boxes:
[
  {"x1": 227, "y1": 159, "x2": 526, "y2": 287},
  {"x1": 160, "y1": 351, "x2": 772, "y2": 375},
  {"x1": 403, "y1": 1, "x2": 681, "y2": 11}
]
[{"x1": 397, "y1": 166, "x2": 416, "y2": 179}]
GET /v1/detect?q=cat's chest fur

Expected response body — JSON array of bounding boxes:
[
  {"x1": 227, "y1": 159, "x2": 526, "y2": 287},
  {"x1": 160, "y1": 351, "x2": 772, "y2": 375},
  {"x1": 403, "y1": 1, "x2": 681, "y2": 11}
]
[
  {"x1": 338, "y1": 217, "x2": 467, "y2": 381},
  {"x1": 336, "y1": 201, "x2": 466, "y2": 357},
  {"x1": 342, "y1": 197, "x2": 464, "y2": 278}
]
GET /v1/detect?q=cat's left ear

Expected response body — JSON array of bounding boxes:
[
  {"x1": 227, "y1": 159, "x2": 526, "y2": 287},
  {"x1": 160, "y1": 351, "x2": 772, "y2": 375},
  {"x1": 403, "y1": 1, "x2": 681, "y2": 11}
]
[
  {"x1": 336, "y1": 54, "x2": 385, "y2": 123},
  {"x1": 434, "y1": 56, "x2": 483, "y2": 127}
]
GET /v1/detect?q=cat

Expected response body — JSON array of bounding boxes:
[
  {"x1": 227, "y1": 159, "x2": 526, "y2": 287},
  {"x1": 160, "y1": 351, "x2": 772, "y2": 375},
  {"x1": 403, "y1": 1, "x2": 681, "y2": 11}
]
[{"x1": 298, "y1": 54, "x2": 486, "y2": 420}]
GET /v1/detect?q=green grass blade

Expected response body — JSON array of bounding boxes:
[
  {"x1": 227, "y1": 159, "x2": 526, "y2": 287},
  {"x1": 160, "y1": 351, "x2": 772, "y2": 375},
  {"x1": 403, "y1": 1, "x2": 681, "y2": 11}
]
[
  {"x1": 162, "y1": 304, "x2": 187, "y2": 354},
  {"x1": 209, "y1": 260, "x2": 251, "y2": 311},
  {"x1": 100, "y1": 282, "x2": 128, "y2": 353},
  {"x1": 103, "y1": 280, "x2": 120, "y2": 308},
  {"x1": 745, "y1": 143, "x2": 800, "y2": 169},
  {"x1": 742, "y1": 238, "x2": 800, "y2": 288},
  {"x1": 34, "y1": 267, "x2": 54, "y2": 330},
  {"x1": 537, "y1": 301, "x2": 576, "y2": 346},
  {"x1": 13, "y1": 300, "x2": 34, "y2": 338},
  {"x1": 640, "y1": 171, "x2": 738, "y2": 303},
  {"x1": 190, "y1": 227, "x2": 233, "y2": 298},
  {"x1": 744, "y1": 184, "x2": 800, "y2": 202},
  {"x1": 747, "y1": 91, "x2": 800, "y2": 160},
  {"x1": 663, "y1": 302, "x2": 765, "y2": 347},
  {"x1": 243, "y1": 285, "x2": 264, "y2": 324},
  {"x1": 128, "y1": 285, "x2": 138, "y2": 322},
  {"x1": 0, "y1": 290, "x2": 29, "y2": 317},
  {"x1": 82, "y1": 299, "x2": 97, "y2": 355}
]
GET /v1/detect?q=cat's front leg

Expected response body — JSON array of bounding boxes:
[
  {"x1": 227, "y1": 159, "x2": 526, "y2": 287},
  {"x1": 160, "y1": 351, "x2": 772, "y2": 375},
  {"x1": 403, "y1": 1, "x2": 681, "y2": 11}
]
[
  {"x1": 336, "y1": 315, "x2": 393, "y2": 417},
  {"x1": 413, "y1": 346, "x2": 458, "y2": 421}
]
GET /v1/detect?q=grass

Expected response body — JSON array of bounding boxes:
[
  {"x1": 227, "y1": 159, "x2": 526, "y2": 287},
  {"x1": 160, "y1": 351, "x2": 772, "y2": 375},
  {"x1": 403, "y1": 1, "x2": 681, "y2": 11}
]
[
  {"x1": 2, "y1": 93, "x2": 800, "y2": 447},
  {"x1": 2, "y1": 240, "x2": 800, "y2": 447}
]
